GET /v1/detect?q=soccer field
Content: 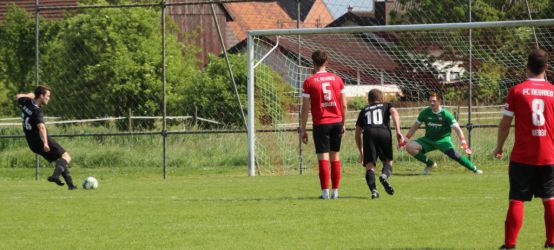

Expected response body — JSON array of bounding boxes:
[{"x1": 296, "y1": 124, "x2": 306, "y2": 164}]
[{"x1": 0, "y1": 166, "x2": 548, "y2": 249}]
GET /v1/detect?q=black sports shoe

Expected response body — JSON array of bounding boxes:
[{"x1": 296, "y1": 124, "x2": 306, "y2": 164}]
[
  {"x1": 499, "y1": 245, "x2": 515, "y2": 249},
  {"x1": 68, "y1": 185, "x2": 78, "y2": 190},
  {"x1": 47, "y1": 176, "x2": 64, "y2": 186},
  {"x1": 545, "y1": 243, "x2": 554, "y2": 248},
  {"x1": 371, "y1": 190, "x2": 380, "y2": 199},
  {"x1": 379, "y1": 176, "x2": 395, "y2": 195}
]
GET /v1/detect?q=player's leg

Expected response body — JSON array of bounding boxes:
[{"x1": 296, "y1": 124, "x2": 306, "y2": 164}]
[
  {"x1": 538, "y1": 166, "x2": 554, "y2": 247},
  {"x1": 27, "y1": 138, "x2": 65, "y2": 186},
  {"x1": 59, "y1": 152, "x2": 77, "y2": 190},
  {"x1": 406, "y1": 138, "x2": 436, "y2": 174},
  {"x1": 441, "y1": 147, "x2": 481, "y2": 173},
  {"x1": 502, "y1": 162, "x2": 533, "y2": 249},
  {"x1": 436, "y1": 137, "x2": 480, "y2": 173},
  {"x1": 329, "y1": 123, "x2": 343, "y2": 199},
  {"x1": 376, "y1": 130, "x2": 394, "y2": 195},
  {"x1": 364, "y1": 162, "x2": 379, "y2": 199},
  {"x1": 313, "y1": 125, "x2": 330, "y2": 199},
  {"x1": 362, "y1": 132, "x2": 379, "y2": 199},
  {"x1": 49, "y1": 138, "x2": 77, "y2": 190}
]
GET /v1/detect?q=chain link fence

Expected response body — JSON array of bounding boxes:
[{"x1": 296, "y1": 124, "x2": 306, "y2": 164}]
[{"x1": 0, "y1": 0, "x2": 552, "y2": 177}]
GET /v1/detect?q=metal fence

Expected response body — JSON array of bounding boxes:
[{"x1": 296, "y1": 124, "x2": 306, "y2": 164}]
[{"x1": 0, "y1": 0, "x2": 552, "y2": 178}]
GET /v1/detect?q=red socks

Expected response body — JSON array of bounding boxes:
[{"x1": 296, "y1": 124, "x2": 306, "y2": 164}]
[
  {"x1": 331, "y1": 160, "x2": 341, "y2": 189},
  {"x1": 318, "y1": 160, "x2": 341, "y2": 190},
  {"x1": 544, "y1": 199, "x2": 554, "y2": 245},
  {"x1": 505, "y1": 200, "x2": 524, "y2": 248},
  {"x1": 318, "y1": 160, "x2": 329, "y2": 189}
]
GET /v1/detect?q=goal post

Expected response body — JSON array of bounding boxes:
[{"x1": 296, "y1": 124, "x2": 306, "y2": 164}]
[{"x1": 247, "y1": 19, "x2": 554, "y2": 176}]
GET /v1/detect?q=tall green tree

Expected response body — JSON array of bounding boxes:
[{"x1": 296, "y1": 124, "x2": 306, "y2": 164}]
[
  {"x1": 183, "y1": 54, "x2": 293, "y2": 127},
  {"x1": 40, "y1": 5, "x2": 199, "y2": 129}
]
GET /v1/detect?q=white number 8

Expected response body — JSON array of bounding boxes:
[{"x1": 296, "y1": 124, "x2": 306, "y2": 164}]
[{"x1": 532, "y1": 98, "x2": 545, "y2": 126}]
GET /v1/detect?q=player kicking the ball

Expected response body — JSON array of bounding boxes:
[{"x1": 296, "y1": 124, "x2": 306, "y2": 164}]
[
  {"x1": 402, "y1": 92, "x2": 482, "y2": 175},
  {"x1": 355, "y1": 89, "x2": 402, "y2": 199},
  {"x1": 17, "y1": 85, "x2": 77, "y2": 190}
]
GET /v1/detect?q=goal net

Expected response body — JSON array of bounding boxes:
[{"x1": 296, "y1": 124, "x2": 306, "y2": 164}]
[{"x1": 247, "y1": 19, "x2": 554, "y2": 176}]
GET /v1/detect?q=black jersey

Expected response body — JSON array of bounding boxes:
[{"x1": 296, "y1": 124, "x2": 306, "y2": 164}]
[
  {"x1": 355, "y1": 103, "x2": 393, "y2": 130},
  {"x1": 18, "y1": 97, "x2": 45, "y2": 141}
]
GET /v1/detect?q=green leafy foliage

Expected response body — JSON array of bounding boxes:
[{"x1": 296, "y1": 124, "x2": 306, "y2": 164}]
[
  {"x1": 183, "y1": 54, "x2": 294, "y2": 127},
  {"x1": 38, "y1": 5, "x2": 199, "y2": 129}
]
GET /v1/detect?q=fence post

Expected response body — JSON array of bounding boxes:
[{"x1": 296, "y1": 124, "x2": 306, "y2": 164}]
[
  {"x1": 161, "y1": 1, "x2": 167, "y2": 179},
  {"x1": 35, "y1": 0, "x2": 41, "y2": 181},
  {"x1": 128, "y1": 108, "x2": 133, "y2": 131}
]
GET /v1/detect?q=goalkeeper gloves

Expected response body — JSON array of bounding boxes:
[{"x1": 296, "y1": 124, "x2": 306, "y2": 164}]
[
  {"x1": 398, "y1": 134, "x2": 410, "y2": 149},
  {"x1": 460, "y1": 139, "x2": 473, "y2": 154}
]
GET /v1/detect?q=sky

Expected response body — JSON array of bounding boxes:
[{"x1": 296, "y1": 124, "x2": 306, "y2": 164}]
[{"x1": 324, "y1": 0, "x2": 373, "y2": 18}]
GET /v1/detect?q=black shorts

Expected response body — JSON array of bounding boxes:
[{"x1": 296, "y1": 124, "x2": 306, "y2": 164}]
[
  {"x1": 26, "y1": 136, "x2": 66, "y2": 162},
  {"x1": 362, "y1": 128, "x2": 393, "y2": 166},
  {"x1": 509, "y1": 161, "x2": 554, "y2": 201},
  {"x1": 312, "y1": 122, "x2": 343, "y2": 154}
]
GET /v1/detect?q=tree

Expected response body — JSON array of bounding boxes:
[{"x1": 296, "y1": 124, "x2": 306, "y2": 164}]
[
  {"x1": 183, "y1": 53, "x2": 294, "y2": 127},
  {"x1": 40, "y1": 5, "x2": 199, "y2": 129},
  {"x1": 391, "y1": 0, "x2": 553, "y2": 104}
]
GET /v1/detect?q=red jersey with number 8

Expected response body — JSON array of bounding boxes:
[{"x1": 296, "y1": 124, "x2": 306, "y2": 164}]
[
  {"x1": 302, "y1": 71, "x2": 345, "y2": 125},
  {"x1": 504, "y1": 79, "x2": 554, "y2": 165}
]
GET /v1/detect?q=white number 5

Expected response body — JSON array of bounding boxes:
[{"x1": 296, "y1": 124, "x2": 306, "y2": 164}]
[
  {"x1": 532, "y1": 98, "x2": 545, "y2": 126},
  {"x1": 322, "y1": 83, "x2": 332, "y2": 101}
]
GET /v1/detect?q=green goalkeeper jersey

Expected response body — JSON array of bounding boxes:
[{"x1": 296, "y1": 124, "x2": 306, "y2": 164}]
[{"x1": 416, "y1": 107, "x2": 457, "y2": 141}]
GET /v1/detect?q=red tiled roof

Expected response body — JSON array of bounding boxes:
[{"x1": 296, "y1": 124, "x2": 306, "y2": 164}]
[
  {"x1": 224, "y1": 0, "x2": 333, "y2": 46},
  {"x1": 0, "y1": 0, "x2": 77, "y2": 21}
]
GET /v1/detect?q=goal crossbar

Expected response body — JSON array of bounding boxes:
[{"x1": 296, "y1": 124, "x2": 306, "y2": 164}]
[{"x1": 246, "y1": 19, "x2": 554, "y2": 176}]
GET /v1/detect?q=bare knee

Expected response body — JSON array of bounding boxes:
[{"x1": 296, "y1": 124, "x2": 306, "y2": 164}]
[
  {"x1": 329, "y1": 151, "x2": 340, "y2": 161},
  {"x1": 365, "y1": 163, "x2": 376, "y2": 172},
  {"x1": 62, "y1": 152, "x2": 71, "y2": 163},
  {"x1": 406, "y1": 141, "x2": 421, "y2": 155}
]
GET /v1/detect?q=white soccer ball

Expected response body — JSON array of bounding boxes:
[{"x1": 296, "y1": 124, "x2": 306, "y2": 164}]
[{"x1": 82, "y1": 176, "x2": 99, "y2": 190}]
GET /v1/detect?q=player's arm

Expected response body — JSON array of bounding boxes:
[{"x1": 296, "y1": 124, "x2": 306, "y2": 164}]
[
  {"x1": 390, "y1": 107, "x2": 403, "y2": 144},
  {"x1": 405, "y1": 121, "x2": 420, "y2": 139},
  {"x1": 37, "y1": 123, "x2": 50, "y2": 152},
  {"x1": 16, "y1": 92, "x2": 35, "y2": 100},
  {"x1": 399, "y1": 120, "x2": 420, "y2": 149},
  {"x1": 355, "y1": 125, "x2": 363, "y2": 164},
  {"x1": 452, "y1": 123, "x2": 472, "y2": 154},
  {"x1": 341, "y1": 92, "x2": 347, "y2": 133},
  {"x1": 493, "y1": 115, "x2": 513, "y2": 159},
  {"x1": 301, "y1": 96, "x2": 310, "y2": 144}
]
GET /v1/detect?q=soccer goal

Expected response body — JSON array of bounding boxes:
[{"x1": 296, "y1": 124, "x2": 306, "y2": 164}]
[{"x1": 247, "y1": 19, "x2": 554, "y2": 176}]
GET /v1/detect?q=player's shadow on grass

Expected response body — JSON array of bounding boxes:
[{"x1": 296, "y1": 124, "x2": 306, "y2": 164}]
[
  {"x1": 363, "y1": 248, "x2": 459, "y2": 250},
  {"x1": 394, "y1": 172, "x2": 427, "y2": 176}
]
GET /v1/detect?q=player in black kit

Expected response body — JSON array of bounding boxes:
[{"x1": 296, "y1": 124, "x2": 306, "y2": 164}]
[
  {"x1": 355, "y1": 89, "x2": 403, "y2": 199},
  {"x1": 17, "y1": 85, "x2": 77, "y2": 190}
]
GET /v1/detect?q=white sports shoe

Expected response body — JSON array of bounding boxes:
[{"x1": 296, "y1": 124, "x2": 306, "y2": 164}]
[
  {"x1": 422, "y1": 162, "x2": 437, "y2": 175},
  {"x1": 331, "y1": 189, "x2": 339, "y2": 199},
  {"x1": 320, "y1": 189, "x2": 330, "y2": 200},
  {"x1": 474, "y1": 169, "x2": 483, "y2": 174}
]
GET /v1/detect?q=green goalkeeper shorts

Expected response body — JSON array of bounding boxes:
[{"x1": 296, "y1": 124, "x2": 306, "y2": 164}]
[{"x1": 415, "y1": 136, "x2": 455, "y2": 153}]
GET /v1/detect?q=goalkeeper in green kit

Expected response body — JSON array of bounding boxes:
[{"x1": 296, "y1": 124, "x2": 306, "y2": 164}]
[{"x1": 400, "y1": 92, "x2": 483, "y2": 174}]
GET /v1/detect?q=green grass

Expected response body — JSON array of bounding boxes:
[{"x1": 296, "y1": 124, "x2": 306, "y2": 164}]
[{"x1": 0, "y1": 165, "x2": 549, "y2": 249}]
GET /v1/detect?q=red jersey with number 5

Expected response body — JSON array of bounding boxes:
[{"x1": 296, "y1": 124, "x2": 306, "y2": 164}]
[
  {"x1": 302, "y1": 71, "x2": 345, "y2": 125},
  {"x1": 504, "y1": 79, "x2": 554, "y2": 165}
]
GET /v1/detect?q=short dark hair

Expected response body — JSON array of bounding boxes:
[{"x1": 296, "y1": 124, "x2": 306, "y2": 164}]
[
  {"x1": 34, "y1": 85, "x2": 51, "y2": 98},
  {"x1": 368, "y1": 89, "x2": 383, "y2": 103},
  {"x1": 527, "y1": 49, "x2": 548, "y2": 75},
  {"x1": 311, "y1": 50, "x2": 328, "y2": 68},
  {"x1": 429, "y1": 92, "x2": 442, "y2": 101}
]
